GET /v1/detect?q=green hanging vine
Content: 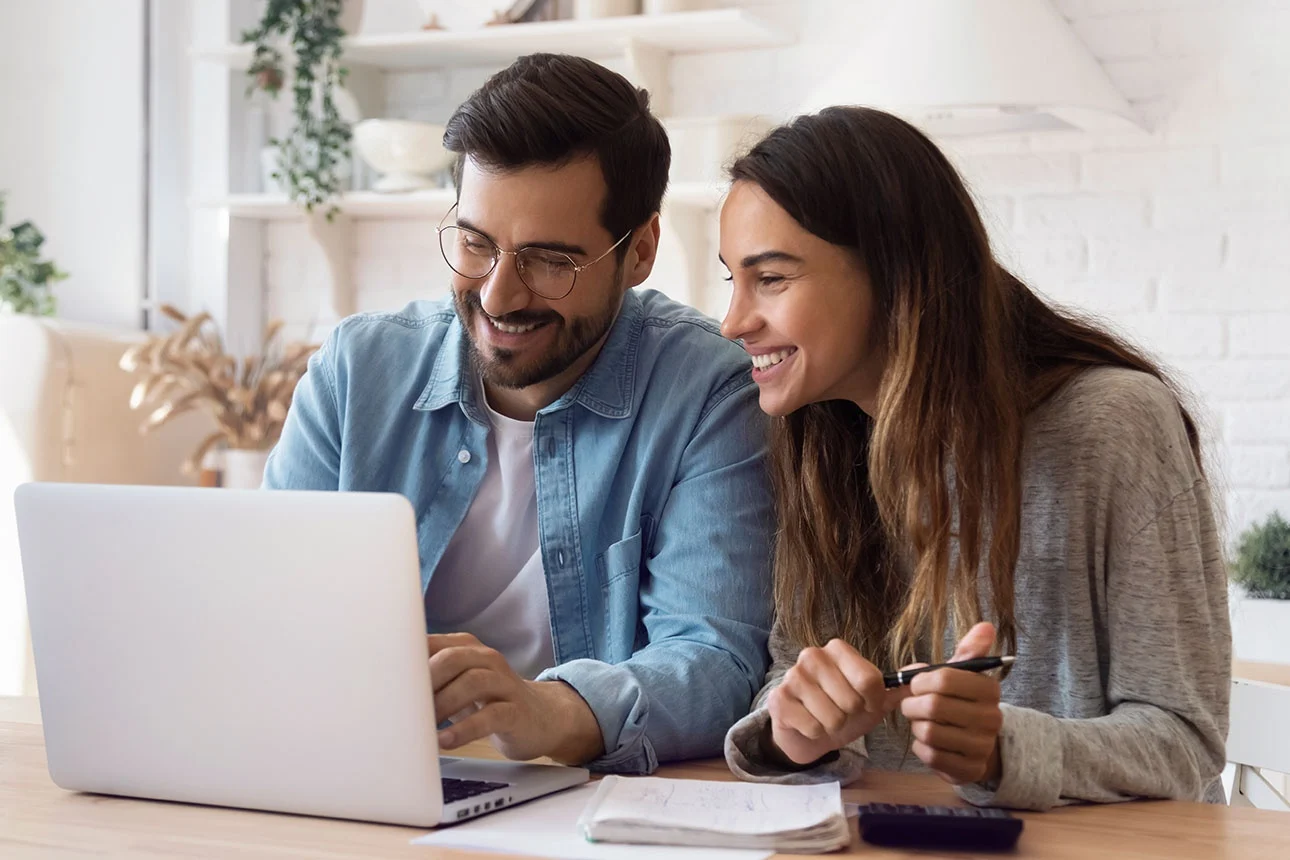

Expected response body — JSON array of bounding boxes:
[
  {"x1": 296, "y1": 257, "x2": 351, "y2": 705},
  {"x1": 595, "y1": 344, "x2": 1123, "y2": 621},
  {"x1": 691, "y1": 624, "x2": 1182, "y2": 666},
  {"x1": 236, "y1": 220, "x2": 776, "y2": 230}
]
[{"x1": 242, "y1": 0, "x2": 353, "y2": 217}]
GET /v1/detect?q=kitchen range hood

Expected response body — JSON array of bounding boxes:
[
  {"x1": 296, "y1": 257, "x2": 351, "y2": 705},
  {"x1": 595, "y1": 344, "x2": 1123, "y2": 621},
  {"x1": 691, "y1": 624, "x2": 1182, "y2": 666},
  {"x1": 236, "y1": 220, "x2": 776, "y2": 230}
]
[{"x1": 802, "y1": 0, "x2": 1142, "y2": 136}]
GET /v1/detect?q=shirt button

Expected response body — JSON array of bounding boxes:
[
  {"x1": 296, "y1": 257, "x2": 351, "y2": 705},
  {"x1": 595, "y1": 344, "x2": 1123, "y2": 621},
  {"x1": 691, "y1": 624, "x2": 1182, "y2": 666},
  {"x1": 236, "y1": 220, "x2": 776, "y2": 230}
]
[{"x1": 457, "y1": 449, "x2": 471, "y2": 464}]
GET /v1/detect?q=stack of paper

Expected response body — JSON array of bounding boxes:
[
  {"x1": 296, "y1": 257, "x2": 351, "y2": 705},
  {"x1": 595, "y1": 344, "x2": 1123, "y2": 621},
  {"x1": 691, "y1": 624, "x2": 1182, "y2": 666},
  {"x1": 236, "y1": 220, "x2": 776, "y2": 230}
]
[
  {"x1": 576, "y1": 775, "x2": 852, "y2": 854},
  {"x1": 412, "y1": 782, "x2": 771, "y2": 860}
]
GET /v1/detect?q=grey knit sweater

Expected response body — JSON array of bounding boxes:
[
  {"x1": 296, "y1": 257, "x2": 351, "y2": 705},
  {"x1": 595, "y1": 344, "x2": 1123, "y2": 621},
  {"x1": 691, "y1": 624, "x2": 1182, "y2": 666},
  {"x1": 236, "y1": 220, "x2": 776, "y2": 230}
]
[{"x1": 725, "y1": 367, "x2": 1231, "y2": 811}]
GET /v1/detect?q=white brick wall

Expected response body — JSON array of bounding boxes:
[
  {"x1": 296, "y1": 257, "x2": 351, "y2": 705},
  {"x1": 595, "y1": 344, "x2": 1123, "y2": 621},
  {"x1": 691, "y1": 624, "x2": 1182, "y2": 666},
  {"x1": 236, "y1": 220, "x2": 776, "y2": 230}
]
[
  {"x1": 263, "y1": 0, "x2": 1290, "y2": 536},
  {"x1": 945, "y1": 0, "x2": 1290, "y2": 537}
]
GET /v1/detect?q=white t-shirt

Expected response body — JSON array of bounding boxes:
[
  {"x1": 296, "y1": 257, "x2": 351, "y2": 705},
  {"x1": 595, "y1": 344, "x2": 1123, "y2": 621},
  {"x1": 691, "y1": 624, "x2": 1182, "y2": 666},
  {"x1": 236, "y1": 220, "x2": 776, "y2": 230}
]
[{"x1": 423, "y1": 400, "x2": 555, "y2": 680}]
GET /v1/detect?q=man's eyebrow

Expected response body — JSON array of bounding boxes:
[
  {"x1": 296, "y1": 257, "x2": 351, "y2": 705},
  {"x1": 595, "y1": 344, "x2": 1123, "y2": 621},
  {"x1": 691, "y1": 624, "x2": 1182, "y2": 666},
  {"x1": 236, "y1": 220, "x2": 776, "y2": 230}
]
[{"x1": 456, "y1": 216, "x2": 588, "y2": 257}]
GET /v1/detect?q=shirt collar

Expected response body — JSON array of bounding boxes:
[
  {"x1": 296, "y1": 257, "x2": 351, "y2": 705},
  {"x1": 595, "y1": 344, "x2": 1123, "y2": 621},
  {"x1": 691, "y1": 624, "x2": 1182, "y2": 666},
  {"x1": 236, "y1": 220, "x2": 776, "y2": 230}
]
[{"x1": 413, "y1": 290, "x2": 643, "y2": 421}]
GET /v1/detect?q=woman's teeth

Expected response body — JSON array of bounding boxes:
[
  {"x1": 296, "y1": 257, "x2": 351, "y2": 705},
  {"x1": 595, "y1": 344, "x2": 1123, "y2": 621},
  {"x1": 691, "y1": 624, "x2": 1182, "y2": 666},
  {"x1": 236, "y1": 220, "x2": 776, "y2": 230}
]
[{"x1": 751, "y1": 348, "x2": 796, "y2": 370}]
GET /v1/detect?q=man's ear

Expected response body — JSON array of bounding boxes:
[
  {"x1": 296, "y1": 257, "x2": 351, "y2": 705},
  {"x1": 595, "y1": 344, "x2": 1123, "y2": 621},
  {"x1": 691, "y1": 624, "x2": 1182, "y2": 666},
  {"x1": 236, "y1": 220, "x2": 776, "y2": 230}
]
[{"x1": 624, "y1": 213, "x2": 661, "y2": 289}]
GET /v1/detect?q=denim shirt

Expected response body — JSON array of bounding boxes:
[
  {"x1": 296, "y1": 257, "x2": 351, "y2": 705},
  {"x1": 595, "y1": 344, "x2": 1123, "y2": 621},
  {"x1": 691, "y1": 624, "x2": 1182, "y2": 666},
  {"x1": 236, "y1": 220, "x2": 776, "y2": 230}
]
[{"x1": 263, "y1": 288, "x2": 774, "y2": 773}]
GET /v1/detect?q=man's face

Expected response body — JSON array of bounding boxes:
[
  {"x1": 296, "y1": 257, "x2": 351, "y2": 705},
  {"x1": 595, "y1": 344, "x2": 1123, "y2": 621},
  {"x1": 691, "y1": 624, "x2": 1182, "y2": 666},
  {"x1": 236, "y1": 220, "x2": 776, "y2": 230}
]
[{"x1": 449, "y1": 156, "x2": 630, "y2": 392}]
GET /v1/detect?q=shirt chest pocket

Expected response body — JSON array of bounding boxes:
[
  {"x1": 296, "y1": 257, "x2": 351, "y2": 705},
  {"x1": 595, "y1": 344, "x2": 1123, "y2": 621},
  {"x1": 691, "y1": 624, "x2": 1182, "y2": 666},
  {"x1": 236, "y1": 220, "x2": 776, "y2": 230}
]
[
  {"x1": 596, "y1": 530, "x2": 643, "y2": 586},
  {"x1": 595, "y1": 530, "x2": 643, "y2": 661}
]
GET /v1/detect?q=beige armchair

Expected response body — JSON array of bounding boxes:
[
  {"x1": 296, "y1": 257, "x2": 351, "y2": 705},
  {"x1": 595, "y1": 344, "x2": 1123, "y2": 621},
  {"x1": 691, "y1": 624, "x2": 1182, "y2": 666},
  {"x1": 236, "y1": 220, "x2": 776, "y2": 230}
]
[{"x1": 0, "y1": 315, "x2": 210, "y2": 696}]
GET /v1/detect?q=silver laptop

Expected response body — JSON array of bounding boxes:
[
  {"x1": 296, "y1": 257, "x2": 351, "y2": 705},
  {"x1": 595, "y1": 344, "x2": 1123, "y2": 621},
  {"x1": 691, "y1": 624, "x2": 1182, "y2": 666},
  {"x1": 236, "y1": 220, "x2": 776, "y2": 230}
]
[{"x1": 14, "y1": 482, "x2": 588, "y2": 827}]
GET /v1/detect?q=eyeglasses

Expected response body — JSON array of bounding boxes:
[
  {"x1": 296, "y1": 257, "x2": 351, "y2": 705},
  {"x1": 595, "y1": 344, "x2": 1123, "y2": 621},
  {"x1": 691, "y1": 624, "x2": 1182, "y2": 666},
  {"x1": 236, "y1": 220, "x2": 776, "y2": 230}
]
[{"x1": 436, "y1": 204, "x2": 633, "y2": 300}]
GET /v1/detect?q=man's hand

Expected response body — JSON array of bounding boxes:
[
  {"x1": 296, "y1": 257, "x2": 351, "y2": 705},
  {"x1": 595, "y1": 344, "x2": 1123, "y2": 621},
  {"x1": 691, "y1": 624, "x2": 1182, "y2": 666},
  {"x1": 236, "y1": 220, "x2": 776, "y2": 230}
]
[
  {"x1": 767, "y1": 639, "x2": 908, "y2": 766},
  {"x1": 900, "y1": 622, "x2": 1004, "y2": 786},
  {"x1": 427, "y1": 633, "x2": 604, "y2": 765}
]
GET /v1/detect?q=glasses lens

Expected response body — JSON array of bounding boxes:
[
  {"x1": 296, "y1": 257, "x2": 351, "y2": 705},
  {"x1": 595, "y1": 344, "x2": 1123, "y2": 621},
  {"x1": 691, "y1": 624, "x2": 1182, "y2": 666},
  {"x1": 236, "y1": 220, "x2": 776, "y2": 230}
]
[
  {"x1": 516, "y1": 248, "x2": 577, "y2": 299},
  {"x1": 440, "y1": 226, "x2": 497, "y2": 279}
]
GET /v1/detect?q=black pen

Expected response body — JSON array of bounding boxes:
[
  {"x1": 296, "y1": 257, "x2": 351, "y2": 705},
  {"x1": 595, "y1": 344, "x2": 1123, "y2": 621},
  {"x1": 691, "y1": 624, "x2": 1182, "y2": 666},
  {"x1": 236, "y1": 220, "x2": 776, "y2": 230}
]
[{"x1": 883, "y1": 655, "x2": 1015, "y2": 688}]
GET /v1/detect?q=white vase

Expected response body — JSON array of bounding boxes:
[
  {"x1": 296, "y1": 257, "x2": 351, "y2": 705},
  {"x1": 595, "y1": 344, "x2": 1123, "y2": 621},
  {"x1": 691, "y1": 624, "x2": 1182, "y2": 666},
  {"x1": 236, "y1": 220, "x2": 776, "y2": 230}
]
[{"x1": 223, "y1": 449, "x2": 272, "y2": 490}]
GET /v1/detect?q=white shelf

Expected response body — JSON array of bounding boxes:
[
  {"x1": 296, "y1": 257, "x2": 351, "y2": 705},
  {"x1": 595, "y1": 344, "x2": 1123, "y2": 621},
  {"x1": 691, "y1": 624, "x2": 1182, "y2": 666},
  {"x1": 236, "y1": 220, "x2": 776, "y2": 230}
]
[
  {"x1": 195, "y1": 181, "x2": 726, "y2": 220},
  {"x1": 197, "y1": 190, "x2": 456, "y2": 220},
  {"x1": 191, "y1": 9, "x2": 790, "y2": 71}
]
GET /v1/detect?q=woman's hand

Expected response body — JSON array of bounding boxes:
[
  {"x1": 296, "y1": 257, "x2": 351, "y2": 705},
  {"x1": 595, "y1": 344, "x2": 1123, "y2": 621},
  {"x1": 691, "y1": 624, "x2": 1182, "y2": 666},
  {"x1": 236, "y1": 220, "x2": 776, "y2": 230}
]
[
  {"x1": 901, "y1": 621, "x2": 1005, "y2": 785},
  {"x1": 767, "y1": 639, "x2": 905, "y2": 766}
]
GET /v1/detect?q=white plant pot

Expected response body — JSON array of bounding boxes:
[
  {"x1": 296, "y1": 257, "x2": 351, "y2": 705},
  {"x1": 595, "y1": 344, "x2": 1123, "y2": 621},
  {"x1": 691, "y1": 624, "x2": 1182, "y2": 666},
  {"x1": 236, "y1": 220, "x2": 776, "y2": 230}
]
[
  {"x1": 223, "y1": 449, "x2": 271, "y2": 490},
  {"x1": 1230, "y1": 591, "x2": 1290, "y2": 664}
]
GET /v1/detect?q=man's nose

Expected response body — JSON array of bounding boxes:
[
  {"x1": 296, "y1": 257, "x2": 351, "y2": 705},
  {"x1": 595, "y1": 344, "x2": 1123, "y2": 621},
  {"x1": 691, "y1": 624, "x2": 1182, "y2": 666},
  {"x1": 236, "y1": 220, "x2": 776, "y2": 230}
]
[{"x1": 479, "y1": 254, "x2": 532, "y2": 319}]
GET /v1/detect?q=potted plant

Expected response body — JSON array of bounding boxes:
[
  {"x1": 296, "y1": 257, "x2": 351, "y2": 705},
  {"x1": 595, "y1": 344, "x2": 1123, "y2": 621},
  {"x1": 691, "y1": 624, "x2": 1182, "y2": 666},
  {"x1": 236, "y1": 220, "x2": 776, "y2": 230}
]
[
  {"x1": 1229, "y1": 511, "x2": 1290, "y2": 663},
  {"x1": 242, "y1": 0, "x2": 363, "y2": 217},
  {"x1": 119, "y1": 305, "x2": 318, "y2": 489},
  {"x1": 0, "y1": 192, "x2": 66, "y2": 316}
]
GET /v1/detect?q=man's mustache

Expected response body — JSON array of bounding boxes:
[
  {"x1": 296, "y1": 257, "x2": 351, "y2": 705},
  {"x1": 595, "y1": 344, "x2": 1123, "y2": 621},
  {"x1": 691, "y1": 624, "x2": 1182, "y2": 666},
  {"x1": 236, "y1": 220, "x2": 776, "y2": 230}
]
[{"x1": 459, "y1": 290, "x2": 562, "y2": 328}]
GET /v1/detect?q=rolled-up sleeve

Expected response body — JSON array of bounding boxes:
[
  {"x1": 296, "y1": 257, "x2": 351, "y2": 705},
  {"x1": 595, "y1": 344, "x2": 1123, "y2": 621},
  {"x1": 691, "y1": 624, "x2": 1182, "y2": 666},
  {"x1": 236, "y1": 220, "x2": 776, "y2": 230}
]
[{"x1": 539, "y1": 376, "x2": 774, "y2": 772}]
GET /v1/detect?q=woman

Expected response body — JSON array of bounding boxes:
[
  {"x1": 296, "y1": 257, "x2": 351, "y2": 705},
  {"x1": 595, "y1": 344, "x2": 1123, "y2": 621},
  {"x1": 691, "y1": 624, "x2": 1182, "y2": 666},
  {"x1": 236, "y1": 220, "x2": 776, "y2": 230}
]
[{"x1": 719, "y1": 107, "x2": 1230, "y2": 811}]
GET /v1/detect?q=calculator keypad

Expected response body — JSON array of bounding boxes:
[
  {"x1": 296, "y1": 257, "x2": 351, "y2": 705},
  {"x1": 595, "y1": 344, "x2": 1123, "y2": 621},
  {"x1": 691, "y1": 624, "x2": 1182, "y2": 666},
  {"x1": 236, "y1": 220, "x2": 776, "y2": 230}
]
[{"x1": 861, "y1": 803, "x2": 1012, "y2": 818}]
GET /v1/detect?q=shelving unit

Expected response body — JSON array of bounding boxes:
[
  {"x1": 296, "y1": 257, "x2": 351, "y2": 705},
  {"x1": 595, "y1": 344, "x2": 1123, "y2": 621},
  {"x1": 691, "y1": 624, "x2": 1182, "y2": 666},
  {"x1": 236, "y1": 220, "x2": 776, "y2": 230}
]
[
  {"x1": 194, "y1": 181, "x2": 726, "y2": 220},
  {"x1": 195, "y1": 190, "x2": 458, "y2": 221},
  {"x1": 187, "y1": 3, "x2": 787, "y2": 346},
  {"x1": 193, "y1": 9, "x2": 790, "y2": 73}
]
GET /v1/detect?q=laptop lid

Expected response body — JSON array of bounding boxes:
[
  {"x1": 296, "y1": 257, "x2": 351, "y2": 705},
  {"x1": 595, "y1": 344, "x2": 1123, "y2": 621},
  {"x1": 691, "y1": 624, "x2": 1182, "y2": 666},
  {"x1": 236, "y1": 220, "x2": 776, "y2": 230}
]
[{"x1": 15, "y1": 483, "x2": 446, "y2": 827}]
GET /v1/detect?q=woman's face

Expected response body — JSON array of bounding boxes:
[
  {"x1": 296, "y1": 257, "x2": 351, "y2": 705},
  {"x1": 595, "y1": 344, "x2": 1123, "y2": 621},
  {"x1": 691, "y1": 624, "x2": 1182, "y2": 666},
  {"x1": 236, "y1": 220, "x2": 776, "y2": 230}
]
[{"x1": 719, "y1": 181, "x2": 884, "y2": 417}]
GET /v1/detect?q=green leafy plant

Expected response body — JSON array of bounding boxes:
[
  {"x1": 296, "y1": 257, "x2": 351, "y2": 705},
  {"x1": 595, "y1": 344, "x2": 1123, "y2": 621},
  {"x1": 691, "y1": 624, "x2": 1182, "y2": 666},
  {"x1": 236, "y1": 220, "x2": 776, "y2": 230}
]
[
  {"x1": 0, "y1": 193, "x2": 66, "y2": 316},
  {"x1": 242, "y1": 0, "x2": 353, "y2": 216},
  {"x1": 1231, "y1": 511, "x2": 1290, "y2": 600}
]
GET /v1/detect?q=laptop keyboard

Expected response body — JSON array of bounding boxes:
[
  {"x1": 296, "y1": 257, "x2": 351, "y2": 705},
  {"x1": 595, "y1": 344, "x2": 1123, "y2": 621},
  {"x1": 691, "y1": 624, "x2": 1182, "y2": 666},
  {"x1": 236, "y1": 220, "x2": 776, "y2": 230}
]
[{"x1": 442, "y1": 777, "x2": 510, "y2": 804}]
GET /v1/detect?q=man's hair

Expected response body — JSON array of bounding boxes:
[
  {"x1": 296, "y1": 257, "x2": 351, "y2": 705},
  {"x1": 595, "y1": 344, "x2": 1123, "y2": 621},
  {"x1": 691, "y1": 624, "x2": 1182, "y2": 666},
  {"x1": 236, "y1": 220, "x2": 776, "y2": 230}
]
[{"x1": 443, "y1": 53, "x2": 670, "y2": 252}]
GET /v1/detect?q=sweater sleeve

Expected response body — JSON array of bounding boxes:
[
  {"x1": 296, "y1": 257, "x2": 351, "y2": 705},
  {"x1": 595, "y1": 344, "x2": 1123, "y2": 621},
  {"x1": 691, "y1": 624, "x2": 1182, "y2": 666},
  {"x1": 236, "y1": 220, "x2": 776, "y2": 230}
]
[
  {"x1": 724, "y1": 624, "x2": 869, "y2": 785},
  {"x1": 958, "y1": 480, "x2": 1231, "y2": 810}
]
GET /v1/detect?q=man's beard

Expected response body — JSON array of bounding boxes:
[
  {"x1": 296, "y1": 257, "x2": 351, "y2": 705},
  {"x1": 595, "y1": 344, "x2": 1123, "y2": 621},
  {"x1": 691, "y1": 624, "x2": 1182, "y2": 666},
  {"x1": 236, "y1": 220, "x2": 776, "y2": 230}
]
[{"x1": 453, "y1": 278, "x2": 623, "y2": 391}]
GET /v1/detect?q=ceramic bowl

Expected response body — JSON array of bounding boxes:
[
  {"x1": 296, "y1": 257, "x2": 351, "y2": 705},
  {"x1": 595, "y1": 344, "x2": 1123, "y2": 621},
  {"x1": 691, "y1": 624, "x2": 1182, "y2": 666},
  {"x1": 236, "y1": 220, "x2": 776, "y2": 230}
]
[{"x1": 353, "y1": 119, "x2": 453, "y2": 192}]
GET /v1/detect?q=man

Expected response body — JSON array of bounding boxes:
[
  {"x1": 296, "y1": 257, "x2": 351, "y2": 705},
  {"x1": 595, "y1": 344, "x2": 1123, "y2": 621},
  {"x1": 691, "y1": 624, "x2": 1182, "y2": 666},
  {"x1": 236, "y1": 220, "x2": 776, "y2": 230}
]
[{"x1": 264, "y1": 54, "x2": 773, "y2": 774}]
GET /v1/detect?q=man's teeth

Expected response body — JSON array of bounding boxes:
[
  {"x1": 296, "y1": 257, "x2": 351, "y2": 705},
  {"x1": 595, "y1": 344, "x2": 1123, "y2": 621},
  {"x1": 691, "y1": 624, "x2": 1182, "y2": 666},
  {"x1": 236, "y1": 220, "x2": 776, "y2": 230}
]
[
  {"x1": 489, "y1": 317, "x2": 542, "y2": 335},
  {"x1": 751, "y1": 348, "x2": 795, "y2": 370}
]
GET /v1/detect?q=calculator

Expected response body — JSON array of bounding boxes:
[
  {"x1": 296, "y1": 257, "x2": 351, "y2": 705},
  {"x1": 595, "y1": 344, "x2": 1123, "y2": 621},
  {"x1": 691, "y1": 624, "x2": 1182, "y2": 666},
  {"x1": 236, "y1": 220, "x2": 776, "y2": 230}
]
[{"x1": 855, "y1": 803, "x2": 1024, "y2": 851}]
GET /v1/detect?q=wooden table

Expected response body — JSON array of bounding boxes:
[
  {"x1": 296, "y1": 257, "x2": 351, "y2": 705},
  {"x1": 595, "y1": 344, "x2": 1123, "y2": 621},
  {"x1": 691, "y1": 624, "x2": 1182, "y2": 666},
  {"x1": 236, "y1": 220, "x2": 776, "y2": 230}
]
[
  {"x1": 1235, "y1": 660, "x2": 1290, "y2": 687},
  {"x1": 3, "y1": 697, "x2": 1288, "y2": 859}
]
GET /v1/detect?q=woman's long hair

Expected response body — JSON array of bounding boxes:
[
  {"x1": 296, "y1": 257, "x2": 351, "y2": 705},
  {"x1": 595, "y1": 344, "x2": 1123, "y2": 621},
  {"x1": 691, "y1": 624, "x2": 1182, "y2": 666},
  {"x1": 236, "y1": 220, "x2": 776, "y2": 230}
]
[{"x1": 730, "y1": 107, "x2": 1203, "y2": 669}]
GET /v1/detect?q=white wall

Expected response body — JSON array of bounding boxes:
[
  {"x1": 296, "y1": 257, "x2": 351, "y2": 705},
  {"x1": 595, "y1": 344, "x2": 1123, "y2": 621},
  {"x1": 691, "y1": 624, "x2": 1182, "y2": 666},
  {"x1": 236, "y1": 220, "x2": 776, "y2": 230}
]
[
  {"x1": 0, "y1": 0, "x2": 146, "y2": 329},
  {"x1": 252, "y1": 0, "x2": 1290, "y2": 538},
  {"x1": 941, "y1": 0, "x2": 1290, "y2": 540}
]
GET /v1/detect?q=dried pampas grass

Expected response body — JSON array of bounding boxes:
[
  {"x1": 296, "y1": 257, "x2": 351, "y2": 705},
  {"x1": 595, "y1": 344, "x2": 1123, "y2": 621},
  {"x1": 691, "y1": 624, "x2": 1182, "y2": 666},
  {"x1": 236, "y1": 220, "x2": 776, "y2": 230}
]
[{"x1": 120, "y1": 305, "x2": 318, "y2": 474}]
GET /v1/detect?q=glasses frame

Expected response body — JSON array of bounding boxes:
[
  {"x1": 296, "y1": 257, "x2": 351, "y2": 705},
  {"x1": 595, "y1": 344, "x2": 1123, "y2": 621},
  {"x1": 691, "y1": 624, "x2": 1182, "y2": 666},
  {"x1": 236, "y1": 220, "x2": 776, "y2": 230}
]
[{"x1": 436, "y1": 204, "x2": 633, "y2": 300}]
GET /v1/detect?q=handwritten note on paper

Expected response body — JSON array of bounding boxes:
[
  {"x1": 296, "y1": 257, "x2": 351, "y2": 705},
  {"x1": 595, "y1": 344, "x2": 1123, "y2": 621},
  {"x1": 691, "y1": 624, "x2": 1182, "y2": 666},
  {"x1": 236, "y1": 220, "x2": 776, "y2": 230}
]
[
  {"x1": 588, "y1": 776, "x2": 844, "y2": 836},
  {"x1": 412, "y1": 782, "x2": 771, "y2": 860}
]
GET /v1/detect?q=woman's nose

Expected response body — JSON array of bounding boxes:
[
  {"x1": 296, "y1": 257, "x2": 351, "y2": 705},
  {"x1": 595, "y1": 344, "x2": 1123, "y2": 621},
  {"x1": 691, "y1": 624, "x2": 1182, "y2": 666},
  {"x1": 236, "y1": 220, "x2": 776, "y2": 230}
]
[{"x1": 721, "y1": 288, "x2": 758, "y2": 341}]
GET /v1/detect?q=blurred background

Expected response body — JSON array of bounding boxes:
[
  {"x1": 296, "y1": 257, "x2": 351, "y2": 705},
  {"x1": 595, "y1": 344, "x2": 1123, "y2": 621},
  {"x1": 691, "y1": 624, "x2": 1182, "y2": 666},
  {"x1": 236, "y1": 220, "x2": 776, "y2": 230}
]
[{"x1": 1, "y1": 0, "x2": 1288, "y2": 698}]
